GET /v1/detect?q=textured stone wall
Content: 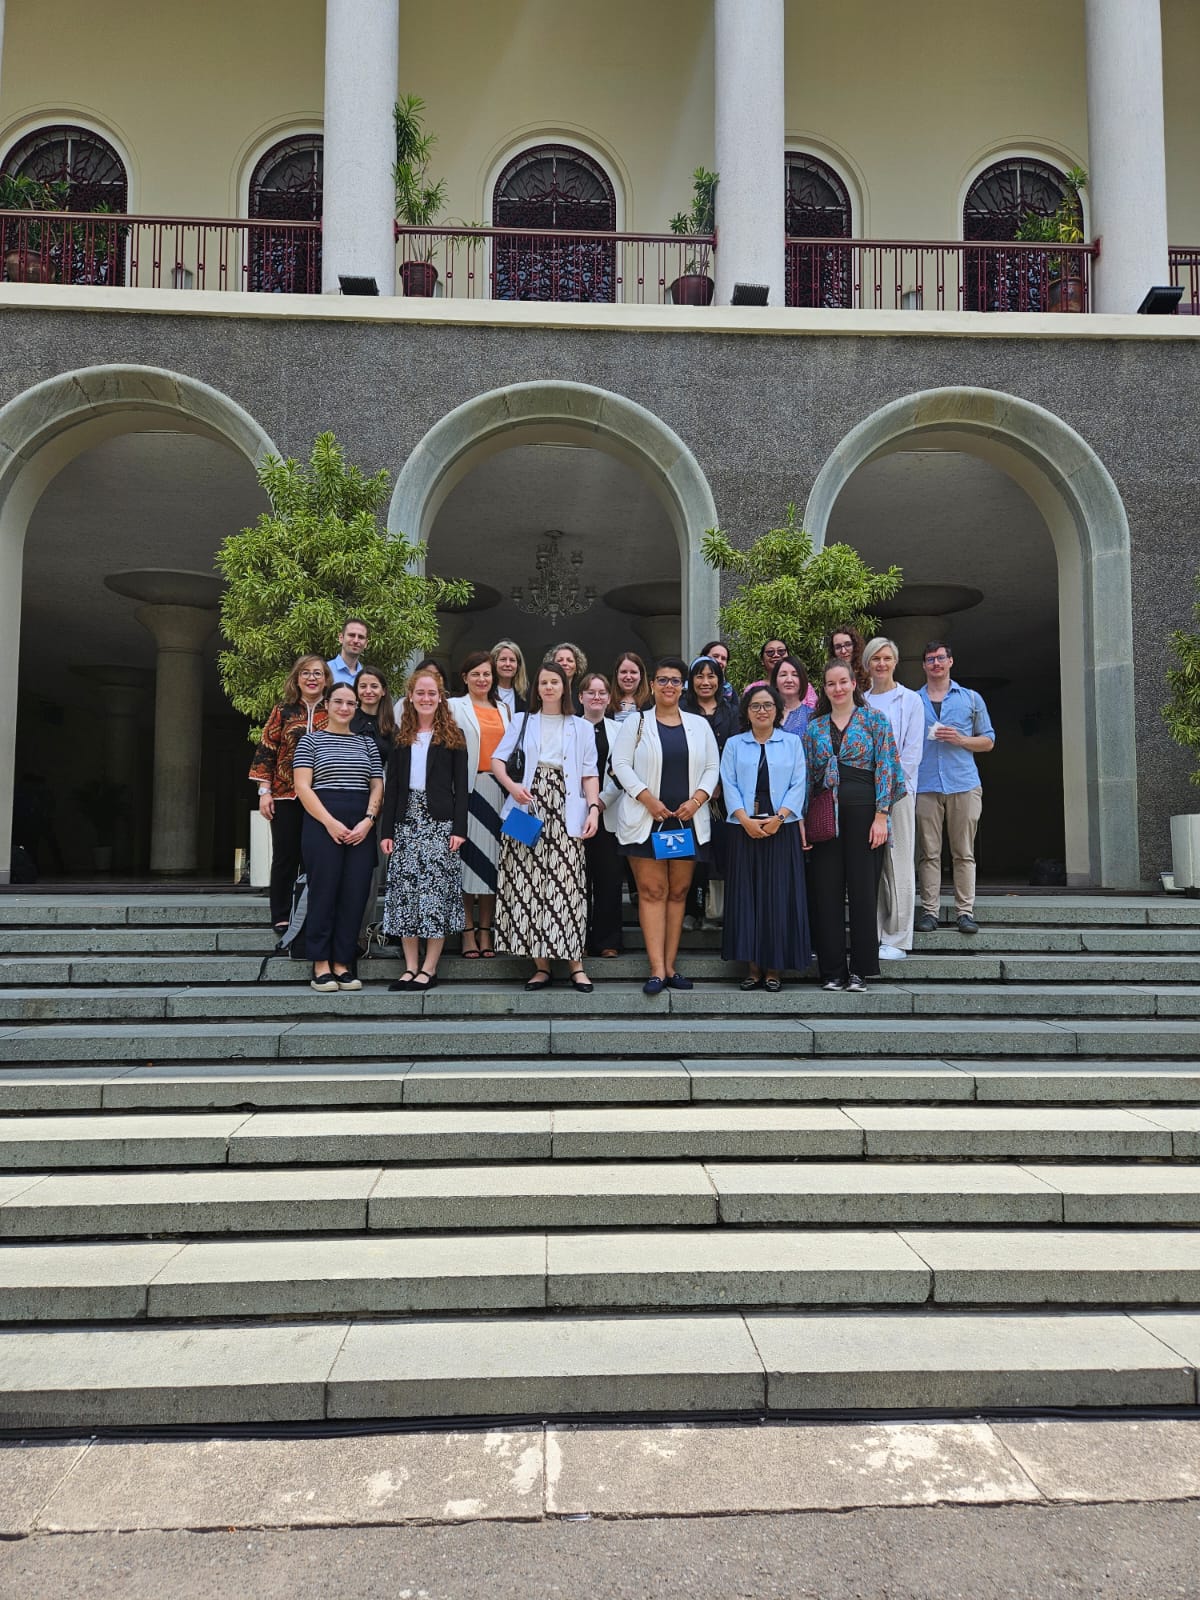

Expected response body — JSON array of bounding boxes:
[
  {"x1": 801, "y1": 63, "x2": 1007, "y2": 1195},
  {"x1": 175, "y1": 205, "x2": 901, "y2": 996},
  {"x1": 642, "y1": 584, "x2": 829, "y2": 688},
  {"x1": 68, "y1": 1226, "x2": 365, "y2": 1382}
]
[{"x1": 4, "y1": 306, "x2": 1199, "y2": 878}]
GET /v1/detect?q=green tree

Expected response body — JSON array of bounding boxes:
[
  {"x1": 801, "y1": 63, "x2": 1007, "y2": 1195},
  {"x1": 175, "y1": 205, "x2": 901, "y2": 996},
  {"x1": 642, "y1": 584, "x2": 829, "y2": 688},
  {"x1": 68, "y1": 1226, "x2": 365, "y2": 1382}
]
[
  {"x1": 702, "y1": 506, "x2": 903, "y2": 687},
  {"x1": 216, "y1": 432, "x2": 470, "y2": 732},
  {"x1": 1164, "y1": 572, "x2": 1200, "y2": 784}
]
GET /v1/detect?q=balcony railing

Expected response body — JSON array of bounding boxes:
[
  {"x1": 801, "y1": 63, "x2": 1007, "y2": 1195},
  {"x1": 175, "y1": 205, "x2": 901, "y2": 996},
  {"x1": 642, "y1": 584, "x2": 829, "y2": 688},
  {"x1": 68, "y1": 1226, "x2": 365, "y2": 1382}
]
[
  {"x1": 1170, "y1": 247, "x2": 1200, "y2": 315},
  {"x1": 395, "y1": 224, "x2": 714, "y2": 304},
  {"x1": 785, "y1": 237, "x2": 1097, "y2": 312},
  {"x1": 1, "y1": 210, "x2": 322, "y2": 293}
]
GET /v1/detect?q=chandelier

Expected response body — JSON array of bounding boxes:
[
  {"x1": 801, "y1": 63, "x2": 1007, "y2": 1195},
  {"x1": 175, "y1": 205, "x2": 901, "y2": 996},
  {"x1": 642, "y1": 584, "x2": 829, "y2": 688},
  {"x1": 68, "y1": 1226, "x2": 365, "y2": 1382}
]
[{"x1": 510, "y1": 530, "x2": 596, "y2": 626}]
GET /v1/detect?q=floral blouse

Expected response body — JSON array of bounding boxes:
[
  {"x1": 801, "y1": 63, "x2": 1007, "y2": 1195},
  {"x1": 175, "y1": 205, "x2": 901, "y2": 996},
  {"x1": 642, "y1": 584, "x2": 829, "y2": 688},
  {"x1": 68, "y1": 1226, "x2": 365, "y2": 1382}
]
[
  {"x1": 803, "y1": 705, "x2": 906, "y2": 836},
  {"x1": 249, "y1": 701, "x2": 328, "y2": 800}
]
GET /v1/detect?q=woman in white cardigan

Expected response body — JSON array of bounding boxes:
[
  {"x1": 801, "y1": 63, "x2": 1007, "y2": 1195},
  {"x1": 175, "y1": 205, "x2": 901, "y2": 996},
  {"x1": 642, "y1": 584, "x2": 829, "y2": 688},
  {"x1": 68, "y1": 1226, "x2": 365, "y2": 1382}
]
[
  {"x1": 492, "y1": 661, "x2": 600, "y2": 991},
  {"x1": 610, "y1": 654, "x2": 720, "y2": 996}
]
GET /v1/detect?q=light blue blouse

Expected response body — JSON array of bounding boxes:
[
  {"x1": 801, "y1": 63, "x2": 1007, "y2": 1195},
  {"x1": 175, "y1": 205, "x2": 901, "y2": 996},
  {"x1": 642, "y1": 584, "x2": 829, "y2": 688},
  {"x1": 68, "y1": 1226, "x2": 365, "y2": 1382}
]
[{"x1": 720, "y1": 730, "x2": 808, "y2": 821}]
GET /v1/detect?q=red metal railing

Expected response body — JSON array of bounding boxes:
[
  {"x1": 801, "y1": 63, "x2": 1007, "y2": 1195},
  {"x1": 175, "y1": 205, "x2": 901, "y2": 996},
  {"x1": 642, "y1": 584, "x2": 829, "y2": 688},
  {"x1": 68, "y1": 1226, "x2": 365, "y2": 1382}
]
[
  {"x1": 395, "y1": 223, "x2": 714, "y2": 304},
  {"x1": 1170, "y1": 247, "x2": 1200, "y2": 315},
  {"x1": 1, "y1": 210, "x2": 322, "y2": 293},
  {"x1": 785, "y1": 237, "x2": 1097, "y2": 312}
]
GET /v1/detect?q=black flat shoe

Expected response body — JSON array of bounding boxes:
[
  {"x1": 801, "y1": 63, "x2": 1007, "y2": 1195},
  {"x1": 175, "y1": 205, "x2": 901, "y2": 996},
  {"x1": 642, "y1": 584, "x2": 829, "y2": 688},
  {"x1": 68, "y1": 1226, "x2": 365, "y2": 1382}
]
[
  {"x1": 388, "y1": 970, "x2": 418, "y2": 992},
  {"x1": 569, "y1": 974, "x2": 594, "y2": 993},
  {"x1": 412, "y1": 970, "x2": 438, "y2": 990},
  {"x1": 764, "y1": 976, "x2": 783, "y2": 993},
  {"x1": 740, "y1": 975, "x2": 763, "y2": 991},
  {"x1": 525, "y1": 971, "x2": 553, "y2": 991}
]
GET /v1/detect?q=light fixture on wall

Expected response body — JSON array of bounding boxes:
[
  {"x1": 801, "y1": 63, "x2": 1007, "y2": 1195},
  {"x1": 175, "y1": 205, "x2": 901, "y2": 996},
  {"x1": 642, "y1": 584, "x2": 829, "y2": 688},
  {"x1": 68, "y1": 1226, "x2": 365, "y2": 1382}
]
[
  {"x1": 510, "y1": 530, "x2": 596, "y2": 626},
  {"x1": 338, "y1": 275, "x2": 379, "y2": 296},
  {"x1": 1137, "y1": 285, "x2": 1183, "y2": 314},
  {"x1": 732, "y1": 282, "x2": 770, "y2": 305}
]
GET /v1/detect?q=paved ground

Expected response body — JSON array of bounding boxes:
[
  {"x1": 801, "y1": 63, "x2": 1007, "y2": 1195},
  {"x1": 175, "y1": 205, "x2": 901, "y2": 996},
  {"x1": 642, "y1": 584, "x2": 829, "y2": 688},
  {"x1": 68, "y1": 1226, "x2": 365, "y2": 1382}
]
[
  {"x1": 3, "y1": 1419, "x2": 1200, "y2": 1597},
  {"x1": 3, "y1": 1503, "x2": 1200, "y2": 1599}
]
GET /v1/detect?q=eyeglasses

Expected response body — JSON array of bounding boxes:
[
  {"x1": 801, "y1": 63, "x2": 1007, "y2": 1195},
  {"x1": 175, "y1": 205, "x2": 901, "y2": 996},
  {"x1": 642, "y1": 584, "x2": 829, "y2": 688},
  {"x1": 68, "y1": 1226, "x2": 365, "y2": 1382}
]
[
  {"x1": 654, "y1": 676, "x2": 683, "y2": 687},
  {"x1": 582, "y1": 687, "x2": 608, "y2": 697},
  {"x1": 748, "y1": 701, "x2": 776, "y2": 712},
  {"x1": 762, "y1": 647, "x2": 786, "y2": 660},
  {"x1": 924, "y1": 653, "x2": 951, "y2": 665},
  {"x1": 833, "y1": 641, "x2": 853, "y2": 653}
]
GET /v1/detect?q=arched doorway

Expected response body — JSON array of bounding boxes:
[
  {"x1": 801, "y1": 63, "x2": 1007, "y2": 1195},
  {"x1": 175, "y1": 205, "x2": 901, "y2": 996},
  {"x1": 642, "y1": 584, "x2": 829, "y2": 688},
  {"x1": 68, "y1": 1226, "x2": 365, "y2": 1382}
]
[
  {"x1": 962, "y1": 156, "x2": 1071, "y2": 312},
  {"x1": 389, "y1": 381, "x2": 719, "y2": 674},
  {"x1": 2, "y1": 123, "x2": 130, "y2": 285},
  {"x1": 0, "y1": 367, "x2": 276, "y2": 882},
  {"x1": 784, "y1": 151, "x2": 853, "y2": 309},
  {"x1": 491, "y1": 144, "x2": 618, "y2": 302},
  {"x1": 804, "y1": 388, "x2": 1139, "y2": 890},
  {"x1": 247, "y1": 133, "x2": 323, "y2": 294}
]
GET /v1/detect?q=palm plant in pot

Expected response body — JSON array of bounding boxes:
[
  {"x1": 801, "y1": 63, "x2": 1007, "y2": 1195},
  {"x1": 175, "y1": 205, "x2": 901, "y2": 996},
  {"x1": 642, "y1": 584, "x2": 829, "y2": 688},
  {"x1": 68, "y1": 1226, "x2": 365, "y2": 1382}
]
[
  {"x1": 668, "y1": 167, "x2": 717, "y2": 306},
  {"x1": 393, "y1": 94, "x2": 448, "y2": 297},
  {"x1": 1015, "y1": 166, "x2": 1088, "y2": 312}
]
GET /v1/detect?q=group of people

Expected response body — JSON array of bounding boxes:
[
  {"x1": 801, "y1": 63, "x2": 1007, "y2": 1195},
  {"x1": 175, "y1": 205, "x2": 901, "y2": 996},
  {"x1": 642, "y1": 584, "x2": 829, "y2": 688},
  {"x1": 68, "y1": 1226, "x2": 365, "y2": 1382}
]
[{"x1": 249, "y1": 617, "x2": 993, "y2": 995}]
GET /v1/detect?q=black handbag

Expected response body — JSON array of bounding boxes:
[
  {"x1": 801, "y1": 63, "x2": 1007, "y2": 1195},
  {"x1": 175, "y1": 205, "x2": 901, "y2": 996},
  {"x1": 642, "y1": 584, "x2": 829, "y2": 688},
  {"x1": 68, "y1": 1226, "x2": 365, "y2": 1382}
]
[{"x1": 505, "y1": 708, "x2": 531, "y2": 783}]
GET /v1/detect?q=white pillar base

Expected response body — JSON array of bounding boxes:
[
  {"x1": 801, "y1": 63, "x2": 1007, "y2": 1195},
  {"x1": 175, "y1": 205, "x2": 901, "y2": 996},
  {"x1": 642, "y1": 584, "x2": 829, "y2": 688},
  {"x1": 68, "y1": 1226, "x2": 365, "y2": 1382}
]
[{"x1": 250, "y1": 808, "x2": 273, "y2": 888}]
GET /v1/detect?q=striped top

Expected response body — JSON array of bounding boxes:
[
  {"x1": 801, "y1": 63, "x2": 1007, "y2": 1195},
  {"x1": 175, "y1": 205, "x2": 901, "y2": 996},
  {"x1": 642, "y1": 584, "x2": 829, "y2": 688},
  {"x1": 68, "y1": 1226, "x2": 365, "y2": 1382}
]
[{"x1": 293, "y1": 730, "x2": 383, "y2": 791}]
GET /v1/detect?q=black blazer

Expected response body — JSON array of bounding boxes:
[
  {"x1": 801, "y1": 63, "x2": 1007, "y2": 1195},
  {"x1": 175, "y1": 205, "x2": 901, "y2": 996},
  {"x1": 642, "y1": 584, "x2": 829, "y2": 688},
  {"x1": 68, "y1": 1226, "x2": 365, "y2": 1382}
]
[{"x1": 380, "y1": 739, "x2": 469, "y2": 837}]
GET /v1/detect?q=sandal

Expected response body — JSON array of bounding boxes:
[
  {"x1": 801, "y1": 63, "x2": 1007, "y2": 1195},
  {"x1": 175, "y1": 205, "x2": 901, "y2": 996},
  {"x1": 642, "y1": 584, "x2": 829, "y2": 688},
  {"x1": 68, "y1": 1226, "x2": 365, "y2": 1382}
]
[
  {"x1": 740, "y1": 974, "x2": 763, "y2": 992},
  {"x1": 478, "y1": 924, "x2": 496, "y2": 958},
  {"x1": 461, "y1": 923, "x2": 480, "y2": 959},
  {"x1": 764, "y1": 976, "x2": 783, "y2": 993}
]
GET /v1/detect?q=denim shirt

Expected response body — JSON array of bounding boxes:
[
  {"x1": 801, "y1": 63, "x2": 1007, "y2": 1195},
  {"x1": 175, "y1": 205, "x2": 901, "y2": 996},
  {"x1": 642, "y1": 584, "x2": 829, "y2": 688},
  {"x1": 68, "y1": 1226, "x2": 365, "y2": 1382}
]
[
  {"x1": 720, "y1": 730, "x2": 808, "y2": 821},
  {"x1": 916, "y1": 680, "x2": 995, "y2": 794}
]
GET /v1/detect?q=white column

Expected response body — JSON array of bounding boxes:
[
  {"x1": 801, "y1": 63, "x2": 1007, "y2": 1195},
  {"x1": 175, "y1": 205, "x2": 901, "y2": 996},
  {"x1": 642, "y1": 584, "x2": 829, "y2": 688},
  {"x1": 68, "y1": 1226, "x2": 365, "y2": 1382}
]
[
  {"x1": 136, "y1": 603, "x2": 217, "y2": 875},
  {"x1": 0, "y1": 3, "x2": 8, "y2": 111},
  {"x1": 1085, "y1": 0, "x2": 1170, "y2": 313},
  {"x1": 322, "y1": 0, "x2": 400, "y2": 295},
  {"x1": 714, "y1": 0, "x2": 785, "y2": 307}
]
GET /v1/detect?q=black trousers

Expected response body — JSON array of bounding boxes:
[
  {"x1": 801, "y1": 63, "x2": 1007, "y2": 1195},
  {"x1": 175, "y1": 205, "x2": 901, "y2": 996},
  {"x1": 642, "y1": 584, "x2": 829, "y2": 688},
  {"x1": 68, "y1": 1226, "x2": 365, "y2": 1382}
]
[
  {"x1": 269, "y1": 799, "x2": 305, "y2": 926},
  {"x1": 585, "y1": 824, "x2": 625, "y2": 953},
  {"x1": 807, "y1": 799, "x2": 884, "y2": 981},
  {"x1": 301, "y1": 789, "x2": 378, "y2": 967}
]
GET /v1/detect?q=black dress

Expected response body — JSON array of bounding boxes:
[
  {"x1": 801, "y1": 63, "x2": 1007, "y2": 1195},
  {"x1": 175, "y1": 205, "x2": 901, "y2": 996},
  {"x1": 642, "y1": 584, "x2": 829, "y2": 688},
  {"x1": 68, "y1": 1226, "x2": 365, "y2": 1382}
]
[{"x1": 620, "y1": 720, "x2": 709, "y2": 862}]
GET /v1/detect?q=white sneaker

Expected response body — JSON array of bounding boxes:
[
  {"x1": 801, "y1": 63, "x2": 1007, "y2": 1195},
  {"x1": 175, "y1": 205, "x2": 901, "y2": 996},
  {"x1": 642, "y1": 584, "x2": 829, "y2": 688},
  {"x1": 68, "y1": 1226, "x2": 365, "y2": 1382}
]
[{"x1": 878, "y1": 944, "x2": 907, "y2": 961}]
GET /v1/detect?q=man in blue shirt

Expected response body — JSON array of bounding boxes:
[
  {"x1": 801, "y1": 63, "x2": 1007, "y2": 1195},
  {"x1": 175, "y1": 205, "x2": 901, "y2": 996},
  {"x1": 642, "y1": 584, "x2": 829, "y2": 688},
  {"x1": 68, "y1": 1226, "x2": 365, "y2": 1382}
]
[
  {"x1": 327, "y1": 618, "x2": 369, "y2": 687},
  {"x1": 914, "y1": 640, "x2": 995, "y2": 935}
]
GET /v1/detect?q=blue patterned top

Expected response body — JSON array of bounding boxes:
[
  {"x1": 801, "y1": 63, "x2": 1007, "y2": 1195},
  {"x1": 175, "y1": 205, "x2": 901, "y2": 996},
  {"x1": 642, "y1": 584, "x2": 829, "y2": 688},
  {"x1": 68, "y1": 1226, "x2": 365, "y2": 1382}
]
[{"x1": 803, "y1": 706, "x2": 906, "y2": 835}]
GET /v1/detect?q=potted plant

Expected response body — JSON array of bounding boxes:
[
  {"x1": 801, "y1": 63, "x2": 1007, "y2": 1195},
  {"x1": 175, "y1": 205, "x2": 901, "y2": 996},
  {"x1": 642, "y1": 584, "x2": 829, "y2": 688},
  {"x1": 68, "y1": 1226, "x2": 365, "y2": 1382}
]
[
  {"x1": 1015, "y1": 166, "x2": 1088, "y2": 312},
  {"x1": 74, "y1": 778, "x2": 130, "y2": 872},
  {"x1": 668, "y1": 167, "x2": 717, "y2": 306},
  {"x1": 393, "y1": 94, "x2": 448, "y2": 297}
]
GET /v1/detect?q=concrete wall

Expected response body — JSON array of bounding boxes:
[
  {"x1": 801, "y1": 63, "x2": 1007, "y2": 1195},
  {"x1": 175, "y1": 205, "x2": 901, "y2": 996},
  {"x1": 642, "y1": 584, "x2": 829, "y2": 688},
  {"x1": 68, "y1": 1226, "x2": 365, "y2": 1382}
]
[
  {"x1": 1, "y1": 297, "x2": 1198, "y2": 879},
  {"x1": 1, "y1": 0, "x2": 1196, "y2": 240}
]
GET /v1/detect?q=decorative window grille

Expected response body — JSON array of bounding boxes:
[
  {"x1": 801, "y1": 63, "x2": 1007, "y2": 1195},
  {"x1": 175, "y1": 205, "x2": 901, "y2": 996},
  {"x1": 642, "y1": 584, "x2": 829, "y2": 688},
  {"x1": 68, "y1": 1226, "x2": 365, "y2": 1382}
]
[
  {"x1": 248, "y1": 135, "x2": 322, "y2": 293},
  {"x1": 491, "y1": 144, "x2": 617, "y2": 302},
  {"x1": 784, "y1": 152, "x2": 852, "y2": 309},
  {"x1": 2, "y1": 124, "x2": 129, "y2": 283},
  {"x1": 962, "y1": 157, "x2": 1069, "y2": 311}
]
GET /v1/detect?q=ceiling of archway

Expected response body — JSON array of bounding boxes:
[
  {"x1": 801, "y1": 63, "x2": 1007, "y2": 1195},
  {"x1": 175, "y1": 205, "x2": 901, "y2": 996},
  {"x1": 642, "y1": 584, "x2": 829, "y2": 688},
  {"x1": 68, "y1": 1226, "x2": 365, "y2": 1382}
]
[
  {"x1": 19, "y1": 431, "x2": 267, "y2": 708},
  {"x1": 427, "y1": 442, "x2": 680, "y2": 673}
]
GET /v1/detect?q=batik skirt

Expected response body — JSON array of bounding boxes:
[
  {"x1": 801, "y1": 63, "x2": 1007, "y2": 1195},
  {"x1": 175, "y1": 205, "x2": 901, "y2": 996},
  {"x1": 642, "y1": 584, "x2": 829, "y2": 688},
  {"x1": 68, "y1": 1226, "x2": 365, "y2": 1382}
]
[{"x1": 495, "y1": 765, "x2": 587, "y2": 960}]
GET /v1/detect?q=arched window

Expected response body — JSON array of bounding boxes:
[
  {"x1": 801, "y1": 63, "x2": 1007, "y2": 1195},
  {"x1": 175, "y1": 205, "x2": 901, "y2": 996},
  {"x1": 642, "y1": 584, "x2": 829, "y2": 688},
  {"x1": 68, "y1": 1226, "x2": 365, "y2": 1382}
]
[
  {"x1": 491, "y1": 144, "x2": 617, "y2": 302},
  {"x1": 247, "y1": 134, "x2": 322, "y2": 294},
  {"x1": 2, "y1": 124, "x2": 128, "y2": 284},
  {"x1": 784, "y1": 152, "x2": 853, "y2": 309},
  {"x1": 962, "y1": 157, "x2": 1069, "y2": 311}
]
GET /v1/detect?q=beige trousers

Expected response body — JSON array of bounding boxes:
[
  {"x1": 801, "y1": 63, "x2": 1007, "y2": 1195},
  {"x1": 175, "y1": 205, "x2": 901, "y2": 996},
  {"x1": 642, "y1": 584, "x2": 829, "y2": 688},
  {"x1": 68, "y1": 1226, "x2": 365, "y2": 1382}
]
[
  {"x1": 916, "y1": 786, "x2": 983, "y2": 915},
  {"x1": 877, "y1": 790, "x2": 916, "y2": 949}
]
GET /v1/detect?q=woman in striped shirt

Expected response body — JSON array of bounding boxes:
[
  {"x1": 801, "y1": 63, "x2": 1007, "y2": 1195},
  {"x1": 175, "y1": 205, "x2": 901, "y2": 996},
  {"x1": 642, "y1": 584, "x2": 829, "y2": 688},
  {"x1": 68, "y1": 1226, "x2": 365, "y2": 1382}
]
[{"x1": 293, "y1": 682, "x2": 384, "y2": 992}]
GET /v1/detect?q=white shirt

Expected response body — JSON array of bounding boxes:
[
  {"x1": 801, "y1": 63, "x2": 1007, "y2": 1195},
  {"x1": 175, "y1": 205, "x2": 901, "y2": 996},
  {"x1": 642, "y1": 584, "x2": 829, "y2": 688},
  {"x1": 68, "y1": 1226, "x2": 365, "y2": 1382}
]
[
  {"x1": 492, "y1": 713, "x2": 599, "y2": 839},
  {"x1": 408, "y1": 729, "x2": 433, "y2": 792},
  {"x1": 497, "y1": 686, "x2": 517, "y2": 714},
  {"x1": 866, "y1": 683, "x2": 924, "y2": 797},
  {"x1": 538, "y1": 714, "x2": 567, "y2": 769}
]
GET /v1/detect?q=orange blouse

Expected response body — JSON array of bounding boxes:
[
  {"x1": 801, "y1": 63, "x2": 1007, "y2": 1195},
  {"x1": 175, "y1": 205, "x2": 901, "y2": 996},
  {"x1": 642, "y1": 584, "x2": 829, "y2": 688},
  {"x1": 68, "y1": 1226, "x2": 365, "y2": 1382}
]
[{"x1": 475, "y1": 704, "x2": 506, "y2": 773}]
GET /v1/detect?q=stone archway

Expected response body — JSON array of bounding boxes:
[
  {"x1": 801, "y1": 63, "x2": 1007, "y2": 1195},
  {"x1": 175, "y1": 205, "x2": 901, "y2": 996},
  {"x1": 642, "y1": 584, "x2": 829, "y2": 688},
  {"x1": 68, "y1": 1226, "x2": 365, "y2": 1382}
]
[
  {"x1": 804, "y1": 387, "x2": 1138, "y2": 890},
  {"x1": 0, "y1": 365, "x2": 278, "y2": 880},
  {"x1": 389, "y1": 381, "x2": 720, "y2": 658}
]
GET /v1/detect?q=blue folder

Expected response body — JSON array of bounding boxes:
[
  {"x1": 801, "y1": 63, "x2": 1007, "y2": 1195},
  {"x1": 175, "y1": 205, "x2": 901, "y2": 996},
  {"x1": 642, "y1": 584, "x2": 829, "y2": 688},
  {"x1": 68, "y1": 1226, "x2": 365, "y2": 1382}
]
[{"x1": 501, "y1": 808, "x2": 544, "y2": 848}]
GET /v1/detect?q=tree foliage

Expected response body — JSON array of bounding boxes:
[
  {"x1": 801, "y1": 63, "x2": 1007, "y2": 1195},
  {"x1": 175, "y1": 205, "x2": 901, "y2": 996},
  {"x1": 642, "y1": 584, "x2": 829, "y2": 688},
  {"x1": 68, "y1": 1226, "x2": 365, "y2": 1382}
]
[
  {"x1": 216, "y1": 433, "x2": 471, "y2": 732},
  {"x1": 1164, "y1": 572, "x2": 1200, "y2": 785},
  {"x1": 702, "y1": 506, "x2": 903, "y2": 687}
]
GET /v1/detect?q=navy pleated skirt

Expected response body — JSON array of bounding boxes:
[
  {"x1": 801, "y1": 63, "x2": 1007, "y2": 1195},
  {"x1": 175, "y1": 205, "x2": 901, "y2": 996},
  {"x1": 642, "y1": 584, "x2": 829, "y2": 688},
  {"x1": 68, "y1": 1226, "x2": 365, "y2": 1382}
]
[{"x1": 721, "y1": 821, "x2": 813, "y2": 972}]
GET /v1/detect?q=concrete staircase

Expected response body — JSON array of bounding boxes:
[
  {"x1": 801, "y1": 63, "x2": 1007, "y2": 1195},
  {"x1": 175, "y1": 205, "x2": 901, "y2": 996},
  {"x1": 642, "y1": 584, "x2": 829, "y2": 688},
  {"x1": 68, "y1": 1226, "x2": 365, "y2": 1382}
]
[{"x1": 2, "y1": 890, "x2": 1200, "y2": 1427}]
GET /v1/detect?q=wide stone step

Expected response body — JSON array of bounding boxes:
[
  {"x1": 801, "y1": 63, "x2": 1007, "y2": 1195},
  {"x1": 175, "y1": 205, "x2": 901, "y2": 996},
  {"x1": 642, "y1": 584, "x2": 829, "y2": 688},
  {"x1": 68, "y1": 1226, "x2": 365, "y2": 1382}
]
[
  {"x1": 10, "y1": 1161, "x2": 1200, "y2": 1240},
  {"x1": 7, "y1": 1058, "x2": 1200, "y2": 1114},
  {"x1": 6, "y1": 1227, "x2": 1200, "y2": 1321},
  {"x1": 0, "y1": 1308, "x2": 1196, "y2": 1426},
  {"x1": 1, "y1": 1104, "x2": 1185, "y2": 1169}
]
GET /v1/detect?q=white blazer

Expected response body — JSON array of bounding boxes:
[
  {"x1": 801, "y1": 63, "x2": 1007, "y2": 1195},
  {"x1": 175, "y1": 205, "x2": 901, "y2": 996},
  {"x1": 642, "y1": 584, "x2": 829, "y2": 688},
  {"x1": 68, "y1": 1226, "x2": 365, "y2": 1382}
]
[
  {"x1": 492, "y1": 712, "x2": 599, "y2": 839},
  {"x1": 610, "y1": 709, "x2": 721, "y2": 846},
  {"x1": 449, "y1": 695, "x2": 510, "y2": 780}
]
